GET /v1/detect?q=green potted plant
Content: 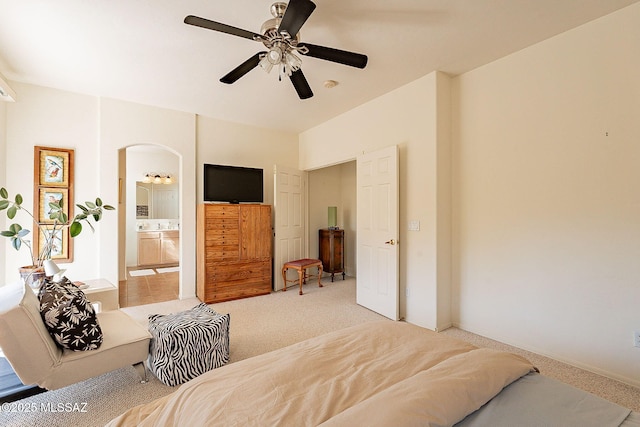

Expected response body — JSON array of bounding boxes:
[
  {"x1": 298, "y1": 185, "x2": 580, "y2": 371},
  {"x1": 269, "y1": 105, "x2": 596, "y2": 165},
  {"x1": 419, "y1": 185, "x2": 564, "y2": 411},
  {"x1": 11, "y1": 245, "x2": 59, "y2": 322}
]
[{"x1": 0, "y1": 187, "x2": 115, "y2": 287}]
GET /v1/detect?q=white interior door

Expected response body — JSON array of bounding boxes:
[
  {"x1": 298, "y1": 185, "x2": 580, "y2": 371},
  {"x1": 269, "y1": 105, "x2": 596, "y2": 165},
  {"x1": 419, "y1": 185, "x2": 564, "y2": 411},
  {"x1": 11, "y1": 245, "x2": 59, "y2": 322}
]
[
  {"x1": 273, "y1": 165, "x2": 306, "y2": 291},
  {"x1": 357, "y1": 145, "x2": 399, "y2": 320}
]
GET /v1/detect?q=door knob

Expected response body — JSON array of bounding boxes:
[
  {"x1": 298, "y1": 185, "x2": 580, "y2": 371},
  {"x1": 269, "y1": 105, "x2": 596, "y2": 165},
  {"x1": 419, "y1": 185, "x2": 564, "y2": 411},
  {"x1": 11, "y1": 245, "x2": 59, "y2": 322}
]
[{"x1": 384, "y1": 239, "x2": 396, "y2": 245}]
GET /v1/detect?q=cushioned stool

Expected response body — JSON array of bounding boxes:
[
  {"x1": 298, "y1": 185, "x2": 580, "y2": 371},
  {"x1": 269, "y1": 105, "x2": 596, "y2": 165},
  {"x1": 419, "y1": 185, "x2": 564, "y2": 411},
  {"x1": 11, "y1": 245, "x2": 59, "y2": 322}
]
[
  {"x1": 147, "y1": 303, "x2": 230, "y2": 386},
  {"x1": 282, "y1": 258, "x2": 323, "y2": 295}
]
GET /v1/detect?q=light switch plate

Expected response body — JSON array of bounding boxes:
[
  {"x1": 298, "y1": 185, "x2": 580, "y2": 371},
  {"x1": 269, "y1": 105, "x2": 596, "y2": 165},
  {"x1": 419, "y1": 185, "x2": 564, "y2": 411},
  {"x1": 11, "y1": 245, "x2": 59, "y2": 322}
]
[{"x1": 408, "y1": 220, "x2": 420, "y2": 231}]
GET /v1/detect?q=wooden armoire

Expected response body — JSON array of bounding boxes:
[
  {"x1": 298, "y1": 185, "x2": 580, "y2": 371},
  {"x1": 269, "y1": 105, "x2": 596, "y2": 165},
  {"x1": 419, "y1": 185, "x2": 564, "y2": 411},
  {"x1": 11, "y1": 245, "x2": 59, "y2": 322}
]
[{"x1": 197, "y1": 203, "x2": 272, "y2": 303}]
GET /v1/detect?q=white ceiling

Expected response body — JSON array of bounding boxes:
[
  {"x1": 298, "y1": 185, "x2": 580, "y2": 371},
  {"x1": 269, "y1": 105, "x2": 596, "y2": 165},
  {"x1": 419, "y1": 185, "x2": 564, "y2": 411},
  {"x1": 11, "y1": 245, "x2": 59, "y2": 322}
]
[{"x1": 0, "y1": 0, "x2": 637, "y2": 133}]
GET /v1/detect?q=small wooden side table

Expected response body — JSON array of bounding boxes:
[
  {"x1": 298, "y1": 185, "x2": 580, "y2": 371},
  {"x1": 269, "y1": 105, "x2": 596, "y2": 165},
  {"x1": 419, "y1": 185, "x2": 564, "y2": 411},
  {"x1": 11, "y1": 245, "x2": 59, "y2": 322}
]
[
  {"x1": 319, "y1": 228, "x2": 345, "y2": 282},
  {"x1": 281, "y1": 259, "x2": 323, "y2": 295}
]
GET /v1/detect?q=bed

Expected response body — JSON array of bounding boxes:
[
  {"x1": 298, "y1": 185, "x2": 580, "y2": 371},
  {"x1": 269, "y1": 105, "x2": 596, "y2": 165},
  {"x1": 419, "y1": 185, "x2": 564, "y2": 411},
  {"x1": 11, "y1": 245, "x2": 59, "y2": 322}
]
[{"x1": 106, "y1": 321, "x2": 639, "y2": 426}]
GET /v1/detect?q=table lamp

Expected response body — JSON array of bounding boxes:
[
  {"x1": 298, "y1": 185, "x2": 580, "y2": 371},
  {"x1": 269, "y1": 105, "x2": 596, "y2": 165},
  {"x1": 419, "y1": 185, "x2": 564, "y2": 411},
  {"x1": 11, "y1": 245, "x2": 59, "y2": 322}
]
[
  {"x1": 328, "y1": 206, "x2": 338, "y2": 229},
  {"x1": 43, "y1": 260, "x2": 66, "y2": 283}
]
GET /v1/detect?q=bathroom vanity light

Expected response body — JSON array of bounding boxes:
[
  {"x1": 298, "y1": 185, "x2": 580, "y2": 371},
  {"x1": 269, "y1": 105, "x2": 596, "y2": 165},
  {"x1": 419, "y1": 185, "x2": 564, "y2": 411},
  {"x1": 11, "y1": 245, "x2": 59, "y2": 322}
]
[{"x1": 142, "y1": 173, "x2": 175, "y2": 184}]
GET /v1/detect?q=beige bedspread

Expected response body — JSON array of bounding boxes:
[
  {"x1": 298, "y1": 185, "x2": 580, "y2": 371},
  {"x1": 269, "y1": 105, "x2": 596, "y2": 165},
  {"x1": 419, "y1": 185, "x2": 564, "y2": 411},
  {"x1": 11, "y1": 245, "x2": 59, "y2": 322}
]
[{"x1": 107, "y1": 321, "x2": 534, "y2": 427}]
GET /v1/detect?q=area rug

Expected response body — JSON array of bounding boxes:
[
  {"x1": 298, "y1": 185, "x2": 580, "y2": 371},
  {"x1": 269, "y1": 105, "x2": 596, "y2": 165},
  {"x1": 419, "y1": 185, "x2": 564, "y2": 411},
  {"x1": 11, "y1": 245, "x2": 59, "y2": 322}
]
[
  {"x1": 155, "y1": 266, "x2": 180, "y2": 274},
  {"x1": 128, "y1": 269, "x2": 156, "y2": 277}
]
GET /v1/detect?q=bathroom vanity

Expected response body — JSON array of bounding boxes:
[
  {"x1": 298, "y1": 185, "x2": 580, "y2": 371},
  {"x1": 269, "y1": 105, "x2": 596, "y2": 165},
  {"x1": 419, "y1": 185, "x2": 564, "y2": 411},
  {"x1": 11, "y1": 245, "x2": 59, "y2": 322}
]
[{"x1": 137, "y1": 229, "x2": 179, "y2": 267}]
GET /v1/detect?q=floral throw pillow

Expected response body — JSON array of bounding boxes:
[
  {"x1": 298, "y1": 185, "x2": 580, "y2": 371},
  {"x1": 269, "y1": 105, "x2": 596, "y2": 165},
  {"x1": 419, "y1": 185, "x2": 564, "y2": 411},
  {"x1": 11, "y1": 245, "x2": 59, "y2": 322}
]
[{"x1": 38, "y1": 278, "x2": 103, "y2": 351}]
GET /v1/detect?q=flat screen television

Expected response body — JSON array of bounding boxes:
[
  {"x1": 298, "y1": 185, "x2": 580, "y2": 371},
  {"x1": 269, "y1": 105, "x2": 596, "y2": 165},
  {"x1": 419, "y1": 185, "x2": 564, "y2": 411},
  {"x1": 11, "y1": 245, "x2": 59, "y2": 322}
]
[{"x1": 203, "y1": 163, "x2": 264, "y2": 204}]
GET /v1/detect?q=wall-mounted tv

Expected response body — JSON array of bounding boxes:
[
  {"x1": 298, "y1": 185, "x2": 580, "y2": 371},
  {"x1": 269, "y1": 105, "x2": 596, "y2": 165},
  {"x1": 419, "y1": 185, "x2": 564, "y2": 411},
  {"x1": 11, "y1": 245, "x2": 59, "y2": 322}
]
[{"x1": 203, "y1": 163, "x2": 264, "y2": 204}]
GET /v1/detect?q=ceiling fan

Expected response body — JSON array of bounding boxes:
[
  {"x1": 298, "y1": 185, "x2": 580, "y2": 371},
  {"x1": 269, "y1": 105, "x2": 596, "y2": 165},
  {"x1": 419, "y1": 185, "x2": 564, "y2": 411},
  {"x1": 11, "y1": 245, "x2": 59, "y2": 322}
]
[{"x1": 184, "y1": 0, "x2": 368, "y2": 100}]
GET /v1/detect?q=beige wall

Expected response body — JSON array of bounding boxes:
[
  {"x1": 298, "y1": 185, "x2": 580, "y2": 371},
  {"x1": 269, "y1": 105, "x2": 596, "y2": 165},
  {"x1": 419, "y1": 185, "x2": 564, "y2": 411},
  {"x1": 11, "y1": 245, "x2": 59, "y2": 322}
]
[
  {"x1": 0, "y1": 99, "x2": 6, "y2": 282},
  {"x1": 308, "y1": 161, "x2": 356, "y2": 276},
  {"x1": 452, "y1": 4, "x2": 640, "y2": 386},
  {"x1": 4, "y1": 83, "x2": 102, "y2": 282},
  {"x1": 195, "y1": 116, "x2": 299, "y2": 207},
  {"x1": 300, "y1": 71, "x2": 453, "y2": 330},
  {"x1": 1, "y1": 87, "x2": 299, "y2": 302},
  {"x1": 298, "y1": 2, "x2": 640, "y2": 387},
  {"x1": 3, "y1": 89, "x2": 198, "y2": 296},
  {"x1": 99, "y1": 98, "x2": 196, "y2": 297}
]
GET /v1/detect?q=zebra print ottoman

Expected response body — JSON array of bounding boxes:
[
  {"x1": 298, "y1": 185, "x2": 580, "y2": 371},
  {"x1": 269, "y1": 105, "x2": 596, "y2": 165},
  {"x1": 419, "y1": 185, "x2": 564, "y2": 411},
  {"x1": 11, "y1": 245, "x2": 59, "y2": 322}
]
[{"x1": 147, "y1": 303, "x2": 230, "y2": 386}]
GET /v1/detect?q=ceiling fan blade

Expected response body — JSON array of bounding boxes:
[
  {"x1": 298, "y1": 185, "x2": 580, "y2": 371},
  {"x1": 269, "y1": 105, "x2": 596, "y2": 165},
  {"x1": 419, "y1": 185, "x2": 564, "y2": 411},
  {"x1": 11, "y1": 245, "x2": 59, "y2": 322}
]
[
  {"x1": 290, "y1": 69, "x2": 313, "y2": 99},
  {"x1": 220, "y1": 52, "x2": 266, "y2": 84},
  {"x1": 278, "y1": 0, "x2": 316, "y2": 38},
  {"x1": 300, "y1": 43, "x2": 368, "y2": 69},
  {"x1": 184, "y1": 15, "x2": 260, "y2": 41}
]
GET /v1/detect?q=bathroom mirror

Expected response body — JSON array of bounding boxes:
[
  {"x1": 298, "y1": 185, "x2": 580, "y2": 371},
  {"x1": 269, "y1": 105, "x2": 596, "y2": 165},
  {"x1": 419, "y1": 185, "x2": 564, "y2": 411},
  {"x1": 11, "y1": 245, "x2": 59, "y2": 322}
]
[{"x1": 136, "y1": 182, "x2": 179, "y2": 219}]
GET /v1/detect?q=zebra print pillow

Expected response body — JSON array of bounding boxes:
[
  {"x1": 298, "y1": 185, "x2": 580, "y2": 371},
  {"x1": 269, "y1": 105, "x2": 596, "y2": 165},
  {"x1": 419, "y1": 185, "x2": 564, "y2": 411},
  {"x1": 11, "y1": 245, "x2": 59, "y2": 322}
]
[{"x1": 148, "y1": 303, "x2": 230, "y2": 386}]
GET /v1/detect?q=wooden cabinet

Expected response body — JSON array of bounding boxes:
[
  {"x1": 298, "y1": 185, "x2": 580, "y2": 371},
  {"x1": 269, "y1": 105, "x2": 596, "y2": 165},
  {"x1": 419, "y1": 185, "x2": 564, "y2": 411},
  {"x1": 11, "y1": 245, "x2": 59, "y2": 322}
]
[
  {"x1": 319, "y1": 228, "x2": 345, "y2": 282},
  {"x1": 138, "y1": 232, "x2": 162, "y2": 266},
  {"x1": 137, "y1": 230, "x2": 180, "y2": 267},
  {"x1": 160, "y1": 230, "x2": 180, "y2": 264},
  {"x1": 197, "y1": 204, "x2": 272, "y2": 303}
]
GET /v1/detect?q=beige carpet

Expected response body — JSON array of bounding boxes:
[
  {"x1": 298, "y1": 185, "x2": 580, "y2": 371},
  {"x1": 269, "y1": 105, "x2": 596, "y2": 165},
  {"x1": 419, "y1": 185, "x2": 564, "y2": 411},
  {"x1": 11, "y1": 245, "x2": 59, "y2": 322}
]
[{"x1": 1, "y1": 278, "x2": 638, "y2": 427}]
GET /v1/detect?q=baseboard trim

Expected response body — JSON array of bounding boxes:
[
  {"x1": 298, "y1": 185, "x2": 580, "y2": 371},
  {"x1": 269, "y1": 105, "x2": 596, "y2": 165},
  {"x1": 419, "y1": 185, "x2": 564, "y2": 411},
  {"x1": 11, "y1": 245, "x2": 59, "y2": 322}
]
[{"x1": 452, "y1": 322, "x2": 640, "y2": 389}]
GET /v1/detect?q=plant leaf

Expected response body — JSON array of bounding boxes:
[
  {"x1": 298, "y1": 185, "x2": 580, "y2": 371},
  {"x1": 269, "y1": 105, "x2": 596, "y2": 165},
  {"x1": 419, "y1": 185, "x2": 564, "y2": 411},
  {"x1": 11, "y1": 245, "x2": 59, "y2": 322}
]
[
  {"x1": 104, "y1": 205, "x2": 115, "y2": 210},
  {"x1": 69, "y1": 221, "x2": 82, "y2": 237},
  {"x1": 77, "y1": 204, "x2": 89, "y2": 213},
  {"x1": 8, "y1": 223, "x2": 22, "y2": 234},
  {"x1": 0, "y1": 230, "x2": 15, "y2": 237},
  {"x1": 86, "y1": 201, "x2": 97, "y2": 209},
  {"x1": 96, "y1": 198, "x2": 103, "y2": 207},
  {"x1": 0, "y1": 188, "x2": 7, "y2": 199},
  {"x1": 11, "y1": 237, "x2": 21, "y2": 251},
  {"x1": 7, "y1": 205, "x2": 17, "y2": 219},
  {"x1": 15, "y1": 194, "x2": 23, "y2": 205},
  {"x1": 0, "y1": 200, "x2": 8, "y2": 210}
]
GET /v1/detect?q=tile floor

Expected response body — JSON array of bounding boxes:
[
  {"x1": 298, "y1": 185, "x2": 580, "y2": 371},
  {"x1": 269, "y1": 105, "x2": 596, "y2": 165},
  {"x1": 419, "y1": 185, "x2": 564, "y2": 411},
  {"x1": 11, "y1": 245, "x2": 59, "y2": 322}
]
[{"x1": 119, "y1": 267, "x2": 179, "y2": 308}]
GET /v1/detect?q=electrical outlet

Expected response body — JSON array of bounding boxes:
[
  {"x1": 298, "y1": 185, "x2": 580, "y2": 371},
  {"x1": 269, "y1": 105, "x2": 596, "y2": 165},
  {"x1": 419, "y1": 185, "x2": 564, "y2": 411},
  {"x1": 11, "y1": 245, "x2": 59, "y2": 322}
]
[{"x1": 634, "y1": 331, "x2": 640, "y2": 348}]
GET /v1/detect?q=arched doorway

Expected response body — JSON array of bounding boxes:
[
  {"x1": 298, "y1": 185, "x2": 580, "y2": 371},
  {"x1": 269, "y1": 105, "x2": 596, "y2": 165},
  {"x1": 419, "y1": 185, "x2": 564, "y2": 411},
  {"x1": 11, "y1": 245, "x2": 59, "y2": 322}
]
[{"x1": 119, "y1": 145, "x2": 181, "y2": 307}]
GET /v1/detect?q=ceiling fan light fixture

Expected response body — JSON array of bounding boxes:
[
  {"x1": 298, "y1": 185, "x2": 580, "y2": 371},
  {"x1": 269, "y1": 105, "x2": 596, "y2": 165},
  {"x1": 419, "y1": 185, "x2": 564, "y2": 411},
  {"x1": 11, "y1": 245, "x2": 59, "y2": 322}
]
[
  {"x1": 185, "y1": 0, "x2": 368, "y2": 100},
  {"x1": 267, "y1": 46, "x2": 283, "y2": 65},
  {"x1": 285, "y1": 51, "x2": 302, "y2": 71},
  {"x1": 259, "y1": 55, "x2": 275, "y2": 73}
]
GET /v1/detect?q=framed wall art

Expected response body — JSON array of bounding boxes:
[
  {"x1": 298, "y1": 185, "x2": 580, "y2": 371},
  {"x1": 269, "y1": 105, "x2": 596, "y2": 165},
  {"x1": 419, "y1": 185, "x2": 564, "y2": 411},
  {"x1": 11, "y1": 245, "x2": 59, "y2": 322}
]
[
  {"x1": 38, "y1": 187, "x2": 69, "y2": 223},
  {"x1": 33, "y1": 146, "x2": 75, "y2": 263},
  {"x1": 38, "y1": 226, "x2": 70, "y2": 261},
  {"x1": 35, "y1": 147, "x2": 73, "y2": 187}
]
